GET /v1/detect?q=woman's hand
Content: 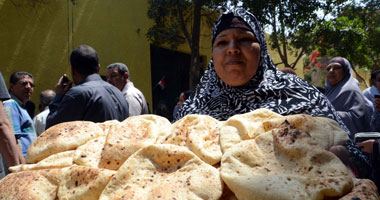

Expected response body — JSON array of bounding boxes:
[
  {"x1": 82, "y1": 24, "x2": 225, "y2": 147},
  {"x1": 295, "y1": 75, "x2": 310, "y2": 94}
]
[{"x1": 357, "y1": 139, "x2": 375, "y2": 154}]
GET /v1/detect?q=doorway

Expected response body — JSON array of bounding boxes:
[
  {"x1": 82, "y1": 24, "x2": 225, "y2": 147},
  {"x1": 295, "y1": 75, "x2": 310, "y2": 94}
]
[{"x1": 150, "y1": 45, "x2": 191, "y2": 122}]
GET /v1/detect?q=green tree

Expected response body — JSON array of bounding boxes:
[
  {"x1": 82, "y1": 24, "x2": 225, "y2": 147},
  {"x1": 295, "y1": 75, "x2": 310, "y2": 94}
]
[
  {"x1": 240, "y1": 0, "x2": 346, "y2": 70},
  {"x1": 147, "y1": 0, "x2": 227, "y2": 90},
  {"x1": 314, "y1": 0, "x2": 380, "y2": 86}
]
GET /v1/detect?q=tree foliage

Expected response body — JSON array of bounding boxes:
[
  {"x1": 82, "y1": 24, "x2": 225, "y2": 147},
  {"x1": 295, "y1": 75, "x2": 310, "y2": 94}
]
[
  {"x1": 314, "y1": 0, "x2": 380, "y2": 75},
  {"x1": 239, "y1": 0, "x2": 346, "y2": 69},
  {"x1": 147, "y1": 0, "x2": 228, "y2": 90}
]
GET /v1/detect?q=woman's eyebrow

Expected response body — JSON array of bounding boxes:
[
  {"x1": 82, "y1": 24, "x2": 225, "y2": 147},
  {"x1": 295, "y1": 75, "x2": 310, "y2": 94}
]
[{"x1": 215, "y1": 33, "x2": 227, "y2": 39}]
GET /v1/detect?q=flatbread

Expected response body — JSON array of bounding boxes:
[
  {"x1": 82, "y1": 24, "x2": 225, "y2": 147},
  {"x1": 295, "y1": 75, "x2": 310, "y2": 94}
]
[
  {"x1": 220, "y1": 108, "x2": 283, "y2": 152},
  {"x1": 99, "y1": 144, "x2": 223, "y2": 200},
  {"x1": 9, "y1": 150, "x2": 75, "y2": 173},
  {"x1": 339, "y1": 179, "x2": 380, "y2": 200},
  {"x1": 0, "y1": 168, "x2": 63, "y2": 200},
  {"x1": 165, "y1": 114, "x2": 222, "y2": 165},
  {"x1": 99, "y1": 115, "x2": 172, "y2": 170},
  {"x1": 220, "y1": 109, "x2": 349, "y2": 153},
  {"x1": 221, "y1": 121, "x2": 353, "y2": 200},
  {"x1": 97, "y1": 120, "x2": 120, "y2": 136},
  {"x1": 262, "y1": 114, "x2": 349, "y2": 150},
  {"x1": 26, "y1": 121, "x2": 104, "y2": 163},
  {"x1": 57, "y1": 165, "x2": 116, "y2": 200},
  {"x1": 73, "y1": 136, "x2": 106, "y2": 168}
]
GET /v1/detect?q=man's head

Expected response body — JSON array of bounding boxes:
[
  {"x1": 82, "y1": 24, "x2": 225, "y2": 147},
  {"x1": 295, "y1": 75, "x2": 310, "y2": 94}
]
[
  {"x1": 106, "y1": 63, "x2": 129, "y2": 91},
  {"x1": 39, "y1": 89, "x2": 56, "y2": 112},
  {"x1": 9, "y1": 71, "x2": 34, "y2": 104},
  {"x1": 370, "y1": 70, "x2": 378, "y2": 87},
  {"x1": 374, "y1": 70, "x2": 380, "y2": 92},
  {"x1": 70, "y1": 45, "x2": 99, "y2": 84}
]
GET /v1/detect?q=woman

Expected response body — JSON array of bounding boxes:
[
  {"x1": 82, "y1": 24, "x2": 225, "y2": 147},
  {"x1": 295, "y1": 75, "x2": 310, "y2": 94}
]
[
  {"x1": 176, "y1": 8, "x2": 372, "y2": 179},
  {"x1": 325, "y1": 57, "x2": 371, "y2": 136}
]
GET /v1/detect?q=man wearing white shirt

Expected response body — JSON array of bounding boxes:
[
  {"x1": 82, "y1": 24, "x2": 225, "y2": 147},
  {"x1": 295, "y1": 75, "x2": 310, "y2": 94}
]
[
  {"x1": 33, "y1": 90, "x2": 55, "y2": 136},
  {"x1": 106, "y1": 63, "x2": 149, "y2": 116},
  {"x1": 363, "y1": 70, "x2": 380, "y2": 102}
]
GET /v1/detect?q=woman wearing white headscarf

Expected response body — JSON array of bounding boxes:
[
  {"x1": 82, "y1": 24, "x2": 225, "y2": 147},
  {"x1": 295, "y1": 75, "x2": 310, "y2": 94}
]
[
  {"x1": 325, "y1": 57, "x2": 371, "y2": 136},
  {"x1": 177, "y1": 7, "x2": 372, "y2": 179}
]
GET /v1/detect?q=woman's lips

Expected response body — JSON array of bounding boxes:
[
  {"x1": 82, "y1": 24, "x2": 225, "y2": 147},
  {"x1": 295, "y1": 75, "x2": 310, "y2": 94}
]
[{"x1": 225, "y1": 60, "x2": 244, "y2": 65}]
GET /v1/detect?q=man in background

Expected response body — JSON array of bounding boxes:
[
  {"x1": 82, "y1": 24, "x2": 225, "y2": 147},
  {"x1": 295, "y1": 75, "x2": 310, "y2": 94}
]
[
  {"x1": 3, "y1": 71, "x2": 37, "y2": 157},
  {"x1": 363, "y1": 70, "x2": 380, "y2": 103},
  {"x1": 106, "y1": 62, "x2": 149, "y2": 116},
  {"x1": 33, "y1": 89, "x2": 56, "y2": 136},
  {"x1": 46, "y1": 45, "x2": 129, "y2": 129}
]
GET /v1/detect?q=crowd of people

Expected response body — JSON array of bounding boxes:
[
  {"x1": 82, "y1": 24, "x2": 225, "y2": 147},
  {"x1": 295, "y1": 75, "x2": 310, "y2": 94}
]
[{"x1": 0, "y1": 7, "x2": 379, "y2": 191}]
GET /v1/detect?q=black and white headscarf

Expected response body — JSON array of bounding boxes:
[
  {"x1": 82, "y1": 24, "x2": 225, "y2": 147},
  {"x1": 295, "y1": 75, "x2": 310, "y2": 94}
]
[
  {"x1": 176, "y1": 8, "x2": 373, "y2": 177},
  {"x1": 177, "y1": 8, "x2": 344, "y2": 128}
]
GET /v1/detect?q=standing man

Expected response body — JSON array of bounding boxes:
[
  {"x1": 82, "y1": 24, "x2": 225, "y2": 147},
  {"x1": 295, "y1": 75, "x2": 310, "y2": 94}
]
[
  {"x1": 33, "y1": 89, "x2": 56, "y2": 136},
  {"x1": 3, "y1": 71, "x2": 37, "y2": 157},
  {"x1": 106, "y1": 62, "x2": 149, "y2": 116},
  {"x1": 46, "y1": 45, "x2": 129, "y2": 129},
  {"x1": 363, "y1": 70, "x2": 380, "y2": 103}
]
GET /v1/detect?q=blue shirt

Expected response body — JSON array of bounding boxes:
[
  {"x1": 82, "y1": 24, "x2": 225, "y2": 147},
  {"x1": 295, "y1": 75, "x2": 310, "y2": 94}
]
[
  {"x1": 363, "y1": 86, "x2": 380, "y2": 103},
  {"x1": 3, "y1": 96, "x2": 37, "y2": 157},
  {"x1": 46, "y1": 74, "x2": 129, "y2": 129}
]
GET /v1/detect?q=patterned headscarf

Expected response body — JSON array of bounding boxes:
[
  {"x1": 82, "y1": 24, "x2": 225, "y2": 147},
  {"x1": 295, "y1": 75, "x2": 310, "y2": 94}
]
[
  {"x1": 177, "y1": 8, "x2": 346, "y2": 130},
  {"x1": 176, "y1": 8, "x2": 373, "y2": 175}
]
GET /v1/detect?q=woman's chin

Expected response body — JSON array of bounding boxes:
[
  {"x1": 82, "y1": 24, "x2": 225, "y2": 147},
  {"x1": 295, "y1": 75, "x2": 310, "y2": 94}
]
[{"x1": 223, "y1": 78, "x2": 249, "y2": 87}]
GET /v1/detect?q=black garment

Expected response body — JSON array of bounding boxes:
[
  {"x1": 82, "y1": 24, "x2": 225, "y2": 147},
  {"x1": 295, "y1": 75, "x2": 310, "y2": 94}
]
[
  {"x1": 25, "y1": 101, "x2": 35, "y2": 118},
  {"x1": 372, "y1": 140, "x2": 380, "y2": 189},
  {"x1": 46, "y1": 74, "x2": 129, "y2": 129}
]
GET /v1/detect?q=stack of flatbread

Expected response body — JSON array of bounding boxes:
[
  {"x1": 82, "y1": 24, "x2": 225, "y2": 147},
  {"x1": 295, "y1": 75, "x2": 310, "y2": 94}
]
[{"x1": 0, "y1": 109, "x2": 378, "y2": 200}]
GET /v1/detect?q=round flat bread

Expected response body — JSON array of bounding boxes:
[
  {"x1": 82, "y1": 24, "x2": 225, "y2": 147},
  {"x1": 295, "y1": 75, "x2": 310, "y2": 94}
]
[
  {"x1": 220, "y1": 109, "x2": 348, "y2": 154},
  {"x1": 97, "y1": 120, "x2": 120, "y2": 136},
  {"x1": 165, "y1": 114, "x2": 222, "y2": 165},
  {"x1": 10, "y1": 150, "x2": 75, "y2": 173},
  {"x1": 339, "y1": 179, "x2": 380, "y2": 200},
  {"x1": 99, "y1": 115, "x2": 172, "y2": 170},
  {"x1": 220, "y1": 108, "x2": 283, "y2": 153},
  {"x1": 73, "y1": 136, "x2": 106, "y2": 168},
  {"x1": 221, "y1": 121, "x2": 353, "y2": 200},
  {"x1": 262, "y1": 114, "x2": 349, "y2": 150},
  {"x1": 0, "y1": 168, "x2": 63, "y2": 200},
  {"x1": 58, "y1": 165, "x2": 116, "y2": 200},
  {"x1": 26, "y1": 121, "x2": 104, "y2": 163},
  {"x1": 99, "y1": 144, "x2": 223, "y2": 200}
]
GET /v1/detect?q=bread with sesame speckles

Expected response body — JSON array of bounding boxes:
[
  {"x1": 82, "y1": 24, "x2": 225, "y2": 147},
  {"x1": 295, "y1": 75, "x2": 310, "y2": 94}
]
[
  {"x1": 26, "y1": 121, "x2": 104, "y2": 164},
  {"x1": 99, "y1": 144, "x2": 223, "y2": 200},
  {"x1": 164, "y1": 114, "x2": 222, "y2": 165}
]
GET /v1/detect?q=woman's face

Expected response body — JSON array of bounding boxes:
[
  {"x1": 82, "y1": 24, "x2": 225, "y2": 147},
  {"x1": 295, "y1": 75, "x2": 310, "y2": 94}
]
[
  {"x1": 212, "y1": 28, "x2": 261, "y2": 86},
  {"x1": 326, "y1": 63, "x2": 344, "y2": 86}
]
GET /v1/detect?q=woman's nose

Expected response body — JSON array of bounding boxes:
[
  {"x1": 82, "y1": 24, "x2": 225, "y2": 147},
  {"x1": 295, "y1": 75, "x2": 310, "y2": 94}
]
[{"x1": 227, "y1": 40, "x2": 240, "y2": 54}]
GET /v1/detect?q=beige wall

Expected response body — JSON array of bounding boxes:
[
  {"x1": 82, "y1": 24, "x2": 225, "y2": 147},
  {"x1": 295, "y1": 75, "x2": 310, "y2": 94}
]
[
  {"x1": 0, "y1": 0, "x2": 214, "y2": 114},
  {"x1": 1, "y1": 0, "x2": 306, "y2": 115}
]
